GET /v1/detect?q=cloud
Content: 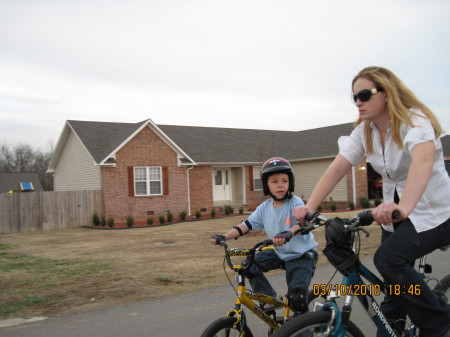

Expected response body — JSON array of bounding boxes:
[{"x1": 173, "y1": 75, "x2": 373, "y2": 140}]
[{"x1": 0, "y1": 0, "x2": 450, "y2": 149}]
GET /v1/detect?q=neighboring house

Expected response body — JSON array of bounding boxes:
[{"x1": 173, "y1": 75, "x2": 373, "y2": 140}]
[
  {"x1": 47, "y1": 119, "x2": 450, "y2": 224},
  {"x1": 442, "y1": 134, "x2": 450, "y2": 176},
  {"x1": 0, "y1": 172, "x2": 44, "y2": 194}
]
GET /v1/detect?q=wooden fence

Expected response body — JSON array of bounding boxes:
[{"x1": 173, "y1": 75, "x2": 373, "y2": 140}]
[{"x1": 0, "y1": 190, "x2": 103, "y2": 233}]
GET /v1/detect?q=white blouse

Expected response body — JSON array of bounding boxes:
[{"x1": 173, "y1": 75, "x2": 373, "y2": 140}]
[{"x1": 338, "y1": 109, "x2": 450, "y2": 232}]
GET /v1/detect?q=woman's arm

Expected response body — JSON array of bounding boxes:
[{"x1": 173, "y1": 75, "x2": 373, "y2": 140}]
[{"x1": 293, "y1": 154, "x2": 352, "y2": 222}]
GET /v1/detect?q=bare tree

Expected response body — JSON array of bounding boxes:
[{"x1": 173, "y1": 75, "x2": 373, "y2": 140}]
[{"x1": 0, "y1": 141, "x2": 54, "y2": 190}]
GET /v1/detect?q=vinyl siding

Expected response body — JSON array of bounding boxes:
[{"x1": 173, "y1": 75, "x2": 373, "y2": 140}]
[
  {"x1": 54, "y1": 131, "x2": 101, "y2": 191},
  {"x1": 292, "y1": 158, "x2": 347, "y2": 202},
  {"x1": 231, "y1": 167, "x2": 244, "y2": 204}
]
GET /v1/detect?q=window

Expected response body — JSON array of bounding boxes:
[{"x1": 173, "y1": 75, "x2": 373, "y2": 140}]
[
  {"x1": 134, "y1": 166, "x2": 162, "y2": 196},
  {"x1": 253, "y1": 166, "x2": 262, "y2": 190}
]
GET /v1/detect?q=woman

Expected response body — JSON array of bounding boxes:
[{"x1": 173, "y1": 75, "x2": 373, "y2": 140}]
[{"x1": 293, "y1": 66, "x2": 450, "y2": 337}]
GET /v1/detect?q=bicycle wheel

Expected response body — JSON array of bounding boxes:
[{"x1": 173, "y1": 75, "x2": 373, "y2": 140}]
[
  {"x1": 433, "y1": 274, "x2": 450, "y2": 304},
  {"x1": 270, "y1": 311, "x2": 364, "y2": 337},
  {"x1": 200, "y1": 317, "x2": 253, "y2": 337},
  {"x1": 307, "y1": 289, "x2": 327, "y2": 312}
]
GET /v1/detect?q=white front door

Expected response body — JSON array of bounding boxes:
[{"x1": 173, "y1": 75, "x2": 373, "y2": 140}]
[{"x1": 213, "y1": 169, "x2": 231, "y2": 201}]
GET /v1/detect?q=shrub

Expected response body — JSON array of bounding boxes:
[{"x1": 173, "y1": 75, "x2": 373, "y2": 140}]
[
  {"x1": 330, "y1": 204, "x2": 336, "y2": 212},
  {"x1": 359, "y1": 197, "x2": 370, "y2": 209},
  {"x1": 159, "y1": 214, "x2": 166, "y2": 224},
  {"x1": 101, "y1": 217, "x2": 106, "y2": 227},
  {"x1": 166, "y1": 210, "x2": 173, "y2": 223},
  {"x1": 107, "y1": 217, "x2": 115, "y2": 227},
  {"x1": 126, "y1": 215, "x2": 134, "y2": 228},
  {"x1": 92, "y1": 212, "x2": 100, "y2": 226},
  {"x1": 210, "y1": 208, "x2": 216, "y2": 218},
  {"x1": 239, "y1": 207, "x2": 244, "y2": 215},
  {"x1": 195, "y1": 210, "x2": 201, "y2": 219},
  {"x1": 374, "y1": 198, "x2": 382, "y2": 206},
  {"x1": 224, "y1": 205, "x2": 234, "y2": 215},
  {"x1": 317, "y1": 204, "x2": 322, "y2": 212},
  {"x1": 348, "y1": 201, "x2": 355, "y2": 210},
  {"x1": 147, "y1": 217, "x2": 153, "y2": 225},
  {"x1": 179, "y1": 211, "x2": 187, "y2": 221}
]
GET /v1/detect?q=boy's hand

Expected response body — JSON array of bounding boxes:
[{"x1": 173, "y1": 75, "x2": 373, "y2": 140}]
[
  {"x1": 210, "y1": 234, "x2": 226, "y2": 245},
  {"x1": 273, "y1": 231, "x2": 293, "y2": 246}
]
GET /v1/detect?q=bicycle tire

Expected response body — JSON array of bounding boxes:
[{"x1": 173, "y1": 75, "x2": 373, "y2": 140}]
[
  {"x1": 307, "y1": 289, "x2": 327, "y2": 312},
  {"x1": 200, "y1": 316, "x2": 253, "y2": 337},
  {"x1": 270, "y1": 311, "x2": 365, "y2": 337},
  {"x1": 433, "y1": 274, "x2": 450, "y2": 304}
]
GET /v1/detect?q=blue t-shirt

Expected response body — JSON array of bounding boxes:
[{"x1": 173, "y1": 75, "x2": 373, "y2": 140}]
[{"x1": 242, "y1": 195, "x2": 318, "y2": 261}]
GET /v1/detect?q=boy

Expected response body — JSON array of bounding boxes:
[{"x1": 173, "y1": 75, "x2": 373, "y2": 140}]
[{"x1": 210, "y1": 157, "x2": 318, "y2": 314}]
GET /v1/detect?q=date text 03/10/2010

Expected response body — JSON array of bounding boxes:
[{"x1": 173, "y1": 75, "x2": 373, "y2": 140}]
[
  {"x1": 313, "y1": 284, "x2": 422, "y2": 296},
  {"x1": 313, "y1": 284, "x2": 380, "y2": 296}
]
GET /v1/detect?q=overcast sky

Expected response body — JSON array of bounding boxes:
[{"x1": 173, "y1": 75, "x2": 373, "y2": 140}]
[{"x1": 1, "y1": 0, "x2": 449, "y2": 150}]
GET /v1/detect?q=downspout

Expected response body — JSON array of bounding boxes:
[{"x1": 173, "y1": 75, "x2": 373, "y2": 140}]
[
  {"x1": 352, "y1": 166, "x2": 357, "y2": 206},
  {"x1": 242, "y1": 166, "x2": 247, "y2": 205},
  {"x1": 187, "y1": 166, "x2": 194, "y2": 216}
]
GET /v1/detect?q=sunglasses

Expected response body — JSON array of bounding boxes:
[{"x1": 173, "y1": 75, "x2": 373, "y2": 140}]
[{"x1": 353, "y1": 87, "x2": 383, "y2": 103}]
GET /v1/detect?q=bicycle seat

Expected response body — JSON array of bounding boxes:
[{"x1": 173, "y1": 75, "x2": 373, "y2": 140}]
[{"x1": 440, "y1": 245, "x2": 449, "y2": 251}]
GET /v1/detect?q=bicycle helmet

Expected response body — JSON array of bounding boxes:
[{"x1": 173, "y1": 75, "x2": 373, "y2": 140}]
[{"x1": 261, "y1": 157, "x2": 294, "y2": 201}]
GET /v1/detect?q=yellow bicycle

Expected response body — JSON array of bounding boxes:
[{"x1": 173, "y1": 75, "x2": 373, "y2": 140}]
[{"x1": 200, "y1": 239, "x2": 294, "y2": 337}]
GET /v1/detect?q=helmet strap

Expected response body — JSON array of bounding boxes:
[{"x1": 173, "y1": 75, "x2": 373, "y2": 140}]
[{"x1": 269, "y1": 191, "x2": 292, "y2": 202}]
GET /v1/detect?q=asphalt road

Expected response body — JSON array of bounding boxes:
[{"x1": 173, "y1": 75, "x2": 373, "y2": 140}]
[{"x1": 1, "y1": 249, "x2": 448, "y2": 337}]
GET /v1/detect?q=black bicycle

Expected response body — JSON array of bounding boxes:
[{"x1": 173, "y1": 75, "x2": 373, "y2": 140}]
[{"x1": 272, "y1": 210, "x2": 450, "y2": 337}]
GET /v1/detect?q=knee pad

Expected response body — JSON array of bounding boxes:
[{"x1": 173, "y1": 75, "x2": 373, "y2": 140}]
[{"x1": 287, "y1": 288, "x2": 307, "y2": 313}]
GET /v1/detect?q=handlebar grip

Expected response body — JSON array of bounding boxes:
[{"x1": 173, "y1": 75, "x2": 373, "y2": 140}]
[
  {"x1": 358, "y1": 210, "x2": 374, "y2": 226},
  {"x1": 305, "y1": 212, "x2": 319, "y2": 222},
  {"x1": 392, "y1": 210, "x2": 401, "y2": 220}
]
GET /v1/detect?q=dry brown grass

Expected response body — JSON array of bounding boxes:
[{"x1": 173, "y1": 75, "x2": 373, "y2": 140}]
[{"x1": 0, "y1": 210, "x2": 381, "y2": 319}]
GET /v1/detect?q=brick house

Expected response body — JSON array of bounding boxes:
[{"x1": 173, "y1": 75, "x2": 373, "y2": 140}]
[{"x1": 47, "y1": 119, "x2": 450, "y2": 224}]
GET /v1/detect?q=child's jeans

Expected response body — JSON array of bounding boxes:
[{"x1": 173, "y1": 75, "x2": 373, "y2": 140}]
[{"x1": 245, "y1": 249, "x2": 318, "y2": 301}]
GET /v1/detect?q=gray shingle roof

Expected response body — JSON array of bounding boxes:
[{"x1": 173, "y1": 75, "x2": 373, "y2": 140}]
[
  {"x1": 68, "y1": 120, "x2": 146, "y2": 163},
  {"x1": 63, "y1": 120, "x2": 450, "y2": 165},
  {"x1": 66, "y1": 120, "x2": 355, "y2": 164},
  {"x1": 159, "y1": 123, "x2": 354, "y2": 163},
  {"x1": 0, "y1": 172, "x2": 43, "y2": 193},
  {"x1": 441, "y1": 135, "x2": 450, "y2": 157}
]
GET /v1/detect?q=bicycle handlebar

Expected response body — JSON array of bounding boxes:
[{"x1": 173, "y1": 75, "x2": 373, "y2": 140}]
[
  {"x1": 294, "y1": 209, "x2": 400, "y2": 236},
  {"x1": 220, "y1": 239, "x2": 274, "y2": 272}
]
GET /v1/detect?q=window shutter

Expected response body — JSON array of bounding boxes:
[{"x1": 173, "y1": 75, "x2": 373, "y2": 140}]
[
  {"x1": 163, "y1": 167, "x2": 169, "y2": 195},
  {"x1": 248, "y1": 166, "x2": 254, "y2": 191},
  {"x1": 128, "y1": 166, "x2": 134, "y2": 196}
]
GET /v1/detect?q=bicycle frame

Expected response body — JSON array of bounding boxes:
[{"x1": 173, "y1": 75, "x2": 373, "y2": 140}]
[
  {"x1": 316, "y1": 254, "x2": 439, "y2": 337},
  {"x1": 223, "y1": 242, "x2": 292, "y2": 332},
  {"x1": 229, "y1": 274, "x2": 291, "y2": 331}
]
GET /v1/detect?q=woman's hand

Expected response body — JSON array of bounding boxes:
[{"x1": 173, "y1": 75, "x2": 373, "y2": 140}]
[
  {"x1": 292, "y1": 206, "x2": 311, "y2": 224},
  {"x1": 372, "y1": 203, "x2": 405, "y2": 225}
]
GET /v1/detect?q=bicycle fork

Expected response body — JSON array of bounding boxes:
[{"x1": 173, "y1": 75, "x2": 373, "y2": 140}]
[{"x1": 317, "y1": 294, "x2": 353, "y2": 337}]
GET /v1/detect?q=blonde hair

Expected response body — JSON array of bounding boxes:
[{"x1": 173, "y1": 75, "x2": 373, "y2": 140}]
[{"x1": 352, "y1": 66, "x2": 443, "y2": 153}]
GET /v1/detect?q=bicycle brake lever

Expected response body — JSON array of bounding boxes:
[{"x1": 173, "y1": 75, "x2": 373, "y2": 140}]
[{"x1": 360, "y1": 227, "x2": 370, "y2": 237}]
